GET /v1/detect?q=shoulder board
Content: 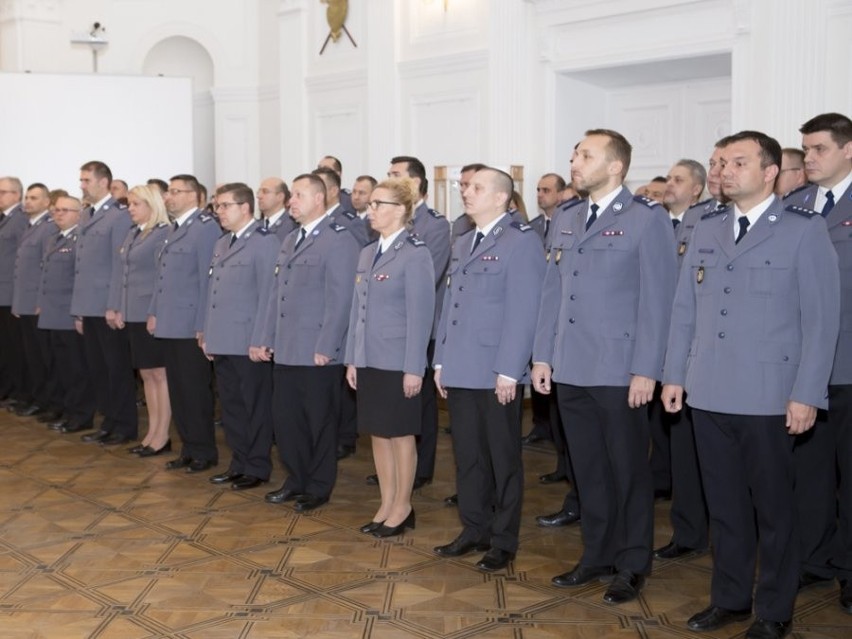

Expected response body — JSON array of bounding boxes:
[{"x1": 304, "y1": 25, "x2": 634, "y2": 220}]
[
  {"x1": 117, "y1": 203, "x2": 127, "y2": 210},
  {"x1": 701, "y1": 205, "x2": 729, "y2": 220},
  {"x1": 785, "y1": 204, "x2": 818, "y2": 218},
  {"x1": 330, "y1": 222, "x2": 347, "y2": 232},
  {"x1": 341, "y1": 210, "x2": 357, "y2": 221},
  {"x1": 427, "y1": 208, "x2": 444, "y2": 219},
  {"x1": 560, "y1": 197, "x2": 584, "y2": 211},
  {"x1": 782, "y1": 183, "x2": 811, "y2": 200},
  {"x1": 407, "y1": 236, "x2": 426, "y2": 247},
  {"x1": 510, "y1": 221, "x2": 533, "y2": 232},
  {"x1": 198, "y1": 214, "x2": 214, "y2": 223},
  {"x1": 255, "y1": 226, "x2": 269, "y2": 235},
  {"x1": 693, "y1": 197, "x2": 712, "y2": 208},
  {"x1": 632, "y1": 195, "x2": 660, "y2": 208},
  {"x1": 156, "y1": 222, "x2": 168, "y2": 228},
  {"x1": 341, "y1": 187, "x2": 351, "y2": 194}
]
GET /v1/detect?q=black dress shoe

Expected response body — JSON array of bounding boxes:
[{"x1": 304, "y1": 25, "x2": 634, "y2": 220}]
[
  {"x1": 521, "y1": 432, "x2": 545, "y2": 445},
  {"x1": 412, "y1": 476, "x2": 431, "y2": 490},
  {"x1": 476, "y1": 548, "x2": 515, "y2": 572},
  {"x1": 336, "y1": 444, "x2": 356, "y2": 460},
  {"x1": 209, "y1": 471, "x2": 243, "y2": 484},
  {"x1": 373, "y1": 509, "x2": 415, "y2": 538},
  {"x1": 294, "y1": 494, "x2": 329, "y2": 512},
  {"x1": 128, "y1": 443, "x2": 146, "y2": 454},
  {"x1": 536, "y1": 510, "x2": 580, "y2": 527},
  {"x1": 36, "y1": 410, "x2": 63, "y2": 423},
  {"x1": 841, "y1": 579, "x2": 852, "y2": 613},
  {"x1": 444, "y1": 493, "x2": 458, "y2": 506},
  {"x1": 100, "y1": 433, "x2": 133, "y2": 446},
  {"x1": 654, "y1": 541, "x2": 704, "y2": 560},
  {"x1": 15, "y1": 403, "x2": 43, "y2": 417},
  {"x1": 552, "y1": 564, "x2": 615, "y2": 587},
  {"x1": 687, "y1": 605, "x2": 752, "y2": 631},
  {"x1": 798, "y1": 571, "x2": 834, "y2": 590},
  {"x1": 49, "y1": 420, "x2": 69, "y2": 431},
  {"x1": 539, "y1": 472, "x2": 567, "y2": 484},
  {"x1": 434, "y1": 536, "x2": 490, "y2": 558},
  {"x1": 81, "y1": 429, "x2": 110, "y2": 443},
  {"x1": 186, "y1": 459, "x2": 215, "y2": 473},
  {"x1": 602, "y1": 571, "x2": 645, "y2": 604},
  {"x1": 359, "y1": 520, "x2": 384, "y2": 534},
  {"x1": 232, "y1": 475, "x2": 265, "y2": 490},
  {"x1": 745, "y1": 618, "x2": 791, "y2": 639},
  {"x1": 137, "y1": 441, "x2": 172, "y2": 457},
  {"x1": 265, "y1": 486, "x2": 302, "y2": 504},
  {"x1": 365, "y1": 474, "x2": 379, "y2": 486},
  {"x1": 60, "y1": 421, "x2": 93, "y2": 434},
  {"x1": 165, "y1": 456, "x2": 193, "y2": 470}
]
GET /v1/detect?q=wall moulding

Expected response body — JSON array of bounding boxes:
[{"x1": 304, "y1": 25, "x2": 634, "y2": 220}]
[
  {"x1": 0, "y1": 0, "x2": 61, "y2": 23},
  {"x1": 398, "y1": 49, "x2": 488, "y2": 80},
  {"x1": 304, "y1": 68, "x2": 367, "y2": 93}
]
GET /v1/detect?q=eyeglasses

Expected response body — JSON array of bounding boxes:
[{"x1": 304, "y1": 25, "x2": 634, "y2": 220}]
[
  {"x1": 368, "y1": 200, "x2": 402, "y2": 210},
  {"x1": 167, "y1": 188, "x2": 195, "y2": 196},
  {"x1": 214, "y1": 201, "x2": 244, "y2": 211}
]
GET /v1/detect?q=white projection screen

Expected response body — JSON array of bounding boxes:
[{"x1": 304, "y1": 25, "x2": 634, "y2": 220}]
[{"x1": 0, "y1": 72, "x2": 193, "y2": 195}]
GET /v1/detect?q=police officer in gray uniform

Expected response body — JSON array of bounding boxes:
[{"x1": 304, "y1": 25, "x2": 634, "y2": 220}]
[
  {"x1": 254, "y1": 173, "x2": 360, "y2": 512},
  {"x1": 71, "y1": 161, "x2": 137, "y2": 445},
  {"x1": 202, "y1": 183, "x2": 279, "y2": 491},
  {"x1": 662, "y1": 130, "x2": 840, "y2": 639},
  {"x1": 148, "y1": 174, "x2": 222, "y2": 473},
  {"x1": 257, "y1": 177, "x2": 297, "y2": 243},
  {"x1": 0, "y1": 177, "x2": 29, "y2": 406},
  {"x1": 39, "y1": 196, "x2": 96, "y2": 433},
  {"x1": 784, "y1": 113, "x2": 852, "y2": 607},
  {"x1": 12, "y1": 183, "x2": 60, "y2": 420},
  {"x1": 532, "y1": 129, "x2": 678, "y2": 605},
  {"x1": 433, "y1": 167, "x2": 545, "y2": 573}
]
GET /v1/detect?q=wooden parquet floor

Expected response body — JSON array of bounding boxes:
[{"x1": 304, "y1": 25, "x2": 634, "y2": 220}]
[{"x1": 0, "y1": 405, "x2": 847, "y2": 639}]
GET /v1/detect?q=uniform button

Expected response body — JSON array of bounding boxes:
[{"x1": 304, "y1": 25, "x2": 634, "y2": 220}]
[
  {"x1": 459, "y1": 286, "x2": 464, "y2": 291},
  {"x1": 568, "y1": 318, "x2": 575, "y2": 324},
  {"x1": 718, "y1": 332, "x2": 725, "y2": 338},
  {"x1": 284, "y1": 280, "x2": 288, "y2": 285},
  {"x1": 720, "y1": 309, "x2": 728, "y2": 316},
  {"x1": 726, "y1": 264, "x2": 733, "y2": 271},
  {"x1": 569, "y1": 294, "x2": 576, "y2": 301},
  {"x1": 578, "y1": 248, "x2": 584, "y2": 254},
  {"x1": 573, "y1": 270, "x2": 579, "y2": 276},
  {"x1": 454, "y1": 303, "x2": 459, "y2": 308},
  {"x1": 463, "y1": 269, "x2": 468, "y2": 275},
  {"x1": 724, "y1": 287, "x2": 731, "y2": 294},
  {"x1": 361, "y1": 305, "x2": 365, "y2": 310},
  {"x1": 75, "y1": 270, "x2": 79, "y2": 274},
  {"x1": 452, "y1": 320, "x2": 458, "y2": 325},
  {"x1": 280, "y1": 313, "x2": 284, "y2": 317},
  {"x1": 212, "y1": 304, "x2": 216, "y2": 309},
  {"x1": 287, "y1": 264, "x2": 292, "y2": 269},
  {"x1": 361, "y1": 318, "x2": 365, "y2": 323},
  {"x1": 783, "y1": 355, "x2": 789, "y2": 362}
]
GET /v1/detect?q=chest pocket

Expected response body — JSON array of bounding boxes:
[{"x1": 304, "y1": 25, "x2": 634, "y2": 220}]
[
  {"x1": 691, "y1": 249, "x2": 720, "y2": 294},
  {"x1": 746, "y1": 256, "x2": 791, "y2": 297}
]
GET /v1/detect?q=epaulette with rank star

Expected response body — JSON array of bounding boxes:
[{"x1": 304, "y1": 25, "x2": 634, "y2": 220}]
[
  {"x1": 785, "y1": 205, "x2": 818, "y2": 218},
  {"x1": 782, "y1": 183, "x2": 811, "y2": 200},
  {"x1": 330, "y1": 222, "x2": 347, "y2": 232},
  {"x1": 156, "y1": 222, "x2": 168, "y2": 228},
  {"x1": 633, "y1": 195, "x2": 660, "y2": 208},
  {"x1": 701, "y1": 205, "x2": 728, "y2": 220},
  {"x1": 341, "y1": 210, "x2": 357, "y2": 220},
  {"x1": 407, "y1": 236, "x2": 426, "y2": 247},
  {"x1": 692, "y1": 197, "x2": 713, "y2": 209},
  {"x1": 255, "y1": 226, "x2": 269, "y2": 235},
  {"x1": 199, "y1": 214, "x2": 214, "y2": 223},
  {"x1": 427, "y1": 208, "x2": 445, "y2": 219},
  {"x1": 559, "y1": 197, "x2": 584, "y2": 211},
  {"x1": 511, "y1": 221, "x2": 533, "y2": 232}
]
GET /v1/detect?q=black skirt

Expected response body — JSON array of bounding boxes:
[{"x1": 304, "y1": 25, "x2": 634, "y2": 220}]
[
  {"x1": 127, "y1": 321, "x2": 166, "y2": 369},
  {"x1": 356, "y1": 367, "x2": 422, "y2": 437}
]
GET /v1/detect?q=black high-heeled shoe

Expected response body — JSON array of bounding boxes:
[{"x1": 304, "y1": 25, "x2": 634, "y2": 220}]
[
  {"x1": 138, "y1": 439, "x2": 172, "y2": 457},
  {"x1": 128, "y1": 443, "x2": 146, "y2": 454},
  {"x1": 372, "y1": 509, "x2": 415, "y2": 538},
  {"x1": 359, "y1": 520, "x2": 385, "y2": 534}
]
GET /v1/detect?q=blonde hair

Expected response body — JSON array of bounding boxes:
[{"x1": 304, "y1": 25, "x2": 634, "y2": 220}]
[
  {"x1": 129, "y1": 184, "x2": 169, "y2": 238},
  {"x1": 373, "y1": 177, "x2": 418, "y2": 226}
]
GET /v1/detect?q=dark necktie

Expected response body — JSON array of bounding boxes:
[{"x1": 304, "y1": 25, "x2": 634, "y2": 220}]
[
  {"x1": 672, "y1": 218, "x2": 680, "y2": 230},
  {"x1": 295, "y1": 227, "x2": 307, "y2": 249},
  {"x1": 544, "y1": 217, "x2": 550, "y2": 238},
  {"x1": 586, "y1": 203, "x2": 599, "y2": 231},
  {"x1": 263, "y1": 217, "x2": 270, "y2": 230},
  {"x1": 735, "y1": 216, "x2": 750, "y2": 244},
  {"x1": 471, "y1": 231, "x2": 485, "y2": 254},
  {"x1": 173, "y1": 220, "x2": 179, "y2": 231},
  {"x1": 372, "y1": 245, "x2": 383, "y2": 266},
  {"x1": 822, "y1": 190, "x2": 835, "y2": 218},
  {"x1": 229, "y1": 233, "x2": 237, "y2": 248},
  {"x1": 133, "y1": 227, "x2": 141, "y2": 239}
]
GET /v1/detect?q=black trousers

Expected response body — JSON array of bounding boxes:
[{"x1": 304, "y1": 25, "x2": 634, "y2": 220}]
[
  {"x1": 338, "y1": 377, "x2": 358, "y2": 448},
  {"x1": 447, "y1": 387, "x2": 523, "y2": 554},
  {"x1": 0, "y1": 306, "x2": 26, "y2": 400},
  {"x1": 547, "y1": 385, "x2": 580, "y2": 514},
  {"x1": 527, "y1": 384, "x2": 553, "y2": 441},
  {"x1": 648, "y1": 384, "x2": 673, "y2": 494},
  {"x1": 214, "y1": 355, "x2": 273, "y2": 480},
  {"x1": 667, "y1": 404, "x2": 708, "y2": 549},
  {"x1": 163, "y1": 337, "x2": 216, "y2": 463},
  {"x1": 49, "y1": 329, "x2": 95, "y2": 425},
  {"x1": 82, "y1": 316, "x2": 137, "y2": 438},
  {"x1": 274, "y1": 364, "x2": 342, "y2": 499},
  {"x1": 19, "y1": 315, "x2": 61, "y2": 410},
  {"x1": 415, "y1": 341, "x2": 438, "y2": 480},
  {"x1": 693, "y1": 408, "x2": 798, "y2": 622},
  {"x1": 795, "y1": 384, "x2": 852, "y2": 580},
  {"x1": 556, "y1": 384, "x2": 653, "y2": 575}
]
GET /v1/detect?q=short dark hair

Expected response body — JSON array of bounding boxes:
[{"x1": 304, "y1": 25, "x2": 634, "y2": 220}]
[
  {"x1": 481, "y1": 167, "x2": 514, "y2": 211},
  {"x1": 390, "y1": 156, "x2": 428, "y2": 196},
  {"x1": 169, "y1": 174, "x2": 202, "y2": 198},
  {"x1": 293, "y1": 173, "x2": 328, "y2": 205},
  {"x1": 321, "y1": 155, "x2": 342, "y2": 174},
  {"x1": 26, "y1": 182, "x2": 49, "y2": 196},
  {"x1": 312, "y1": 166, "x2": 341, "y2": 190},
  {"x1": 585, "y1": 129, "x2": 632, "y2": 178},
  {"x1": 355, "y1": 175, "x2": 377, "y2": 188},
  {"x1": 147, "y1": 178, "x2": 168, "y2": 194},
  {"x1": 540, "y1": 172, "x2": 566, "y2": 191},
  {"x1": 113, "y1": 179, "x2": 128, "y2": 190},
  {"x1": 722, "y1": 130, "x2": 782, "y2": 169},
  {"x1": 80, "y1": 161, "x2": 112, "y2": 184},
  {"x1": 781, "y1": 147, "x2": 805, "y2": 164},
  {"x1": 216, "y1": 182, "x2": 255, "y2": 215},
  {"x1": 461, "y1": 162, "x2": 488, "y2": 174},
  {"x1": 799, "y1": 112, "x2": 852, "y2": 147},
  {"x1": 651, "y1": 176, "x2": 668, "y2": 184}
]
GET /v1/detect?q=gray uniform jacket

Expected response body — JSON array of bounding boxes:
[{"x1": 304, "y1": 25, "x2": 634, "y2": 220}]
[
  {"x1": 107, "y1": 223, "x2": 170, "y2": 323},
  {"x1": 529, "y1": 214, "x2": 549, "y2": 246},
  {"x1": 434, "y1": 215, "x2": 545, "y2": 388},
  {"x1": 675, "y1": 199, "x2": 716, "y2": 269},
  {"x1": 0, "y1": 205, "x2": 28, "y2": 305},
  {"x1": 411, "y1": 202, "x2": 451, "y2": 337},
  {"x1": 12, "y1": 215, "x2": 57, "y2": 315},
  {"x1": 203, "y1": 221, "x2": 279, "y2": 356},
  {"x1": 267, "y1": 211, "x2": 298, "y2": 243},
  {"x1": 259, "y1": 218, "x2": 360, "y2": 365},
  {"x1": 70, "y1": 198, "x2": 133, "y2": 317},
  {"x1": 329, "y1": 204, "x2": 369, "y2": 247},
  {"x1": 344, "y1": 232, "x2": 435, "y2": 375},
  {"x1": 148, "y1": 209, "x2": 222, "y2": 339},
  {"x1": 533, "y1": 189, "x2": 678, "y2": 386},
  {"x1": 663, "y1": 197, "x2": 840, "y2": 414},
  {"x1": 784, "y1": 182, "x2": 852, "y2": 384},
  {"x1": 37, "y1": 230, "x2": 79, "y2": 330}
]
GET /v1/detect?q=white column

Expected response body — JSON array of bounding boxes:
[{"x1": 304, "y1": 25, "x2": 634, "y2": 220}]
[
  {"x1": 365, "y1": 1, "x2": 399, "y2": 174},
  {"x1": 278, "y1": 0, "x2": 309, "y2": 181}
]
